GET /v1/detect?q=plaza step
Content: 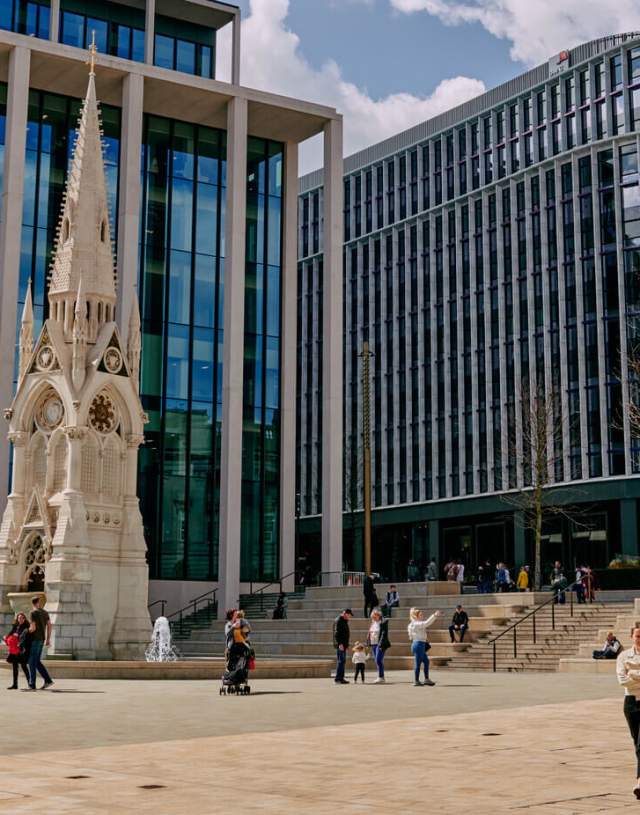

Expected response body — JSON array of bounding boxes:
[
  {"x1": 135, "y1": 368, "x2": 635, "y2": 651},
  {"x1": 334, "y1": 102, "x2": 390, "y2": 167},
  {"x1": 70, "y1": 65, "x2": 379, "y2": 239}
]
[{"x1": 444, "y1": 601, "x2": 634, "y2": 672}]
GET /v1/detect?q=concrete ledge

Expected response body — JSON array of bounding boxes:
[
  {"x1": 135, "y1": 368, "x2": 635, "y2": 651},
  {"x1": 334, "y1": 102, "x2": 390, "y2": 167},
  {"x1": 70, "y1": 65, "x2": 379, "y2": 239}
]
[
  {"x1": 558, "y1": 658, "x2": 617, "y2": 674},
  {"x1": 0, "y1": 659, "x2": 335, "y2": 680}
]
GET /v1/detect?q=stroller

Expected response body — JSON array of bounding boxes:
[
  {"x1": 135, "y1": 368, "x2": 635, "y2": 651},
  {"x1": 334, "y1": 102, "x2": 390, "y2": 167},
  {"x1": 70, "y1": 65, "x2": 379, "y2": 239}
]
[{"x1": 220, "y1": 633, "x2": 253, "y2": 696}]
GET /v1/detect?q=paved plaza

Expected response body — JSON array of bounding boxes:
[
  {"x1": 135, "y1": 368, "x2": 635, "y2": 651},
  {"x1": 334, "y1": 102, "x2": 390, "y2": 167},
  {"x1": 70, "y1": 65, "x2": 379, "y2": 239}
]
[{"x1": 0, "y1": 670, "x2": 637, "y2": 813}]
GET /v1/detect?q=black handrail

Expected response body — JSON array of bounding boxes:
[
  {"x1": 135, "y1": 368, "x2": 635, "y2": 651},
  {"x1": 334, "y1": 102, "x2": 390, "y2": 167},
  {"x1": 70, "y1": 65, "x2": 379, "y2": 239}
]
[
  {"x1": 148, "y1": 599, "x2": 167, "y2": 618},
  {"x1": 166, "y1": 588, "x2": 218, "y2": 635},
  {"x1": 488, "y1": 581, "x2": 590, "y2": 671},
  {"x1": 248, "y1": 571, "x2": 297, "y2": 613}
]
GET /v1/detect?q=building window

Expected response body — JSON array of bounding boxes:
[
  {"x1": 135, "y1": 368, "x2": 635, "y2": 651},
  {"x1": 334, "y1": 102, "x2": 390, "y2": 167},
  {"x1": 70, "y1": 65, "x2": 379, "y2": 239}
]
[
  {"x1": 154, "y1": 21, "x2": 214, "y2": 78},
  {"x1": 59, "y1": 2, "x2": 145, "y2": 63},
  {"x1": 610, "y1": 54, "x2": 623, "y2": 91},
  {"x1": 0, "y1": 0, "x2": 49, "y2": 39}
]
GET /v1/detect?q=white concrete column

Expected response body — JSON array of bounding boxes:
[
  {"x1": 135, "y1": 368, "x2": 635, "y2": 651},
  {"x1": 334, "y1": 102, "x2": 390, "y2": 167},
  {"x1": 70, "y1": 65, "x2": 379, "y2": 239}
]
[
  {"x1": 0, "y1": 47, "x2": 30, "y2": 515},
  {"x1": 49, "y1": 0, "x2": 60, "y2": 42},
  {"x1": 279, "y1": 141, "x2": 298, "y2": 593},
  {"x1": 321, "y1": 117, "x2": 344, "y2": 586},
  {"x1": 218, "y1": 96, "x2": 248, "y2": 616},
  {"x1": 64, "y1": 430, "x2": 85, "y2": 492},
  {"x1": 7, "y1": 433, "x2": 28, "y2": 497},
  {"x1": 231, "y1": 13, "x2": 241, "y2": 85},
  {"x1": 117, "y1": 73, "x2": 144, "y2": 339},
  {"x1": 144, "y1": 0, "x2": 156, "y2": 65}
]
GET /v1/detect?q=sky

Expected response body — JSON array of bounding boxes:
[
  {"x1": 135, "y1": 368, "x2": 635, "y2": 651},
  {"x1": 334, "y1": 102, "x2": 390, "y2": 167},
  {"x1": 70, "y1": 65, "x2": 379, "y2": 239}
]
[{"x1": 216, "y1": 0, "x2": 640, "y2": 173}]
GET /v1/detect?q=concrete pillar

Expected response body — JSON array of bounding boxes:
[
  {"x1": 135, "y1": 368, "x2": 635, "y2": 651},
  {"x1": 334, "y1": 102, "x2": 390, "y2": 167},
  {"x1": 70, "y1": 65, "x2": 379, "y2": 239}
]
[
  {"x1": 217, "y1": 96, "x2": 248, "y2": 616},
  {"x1": 279, "y1": 142, "x2": 298, "y2": 594},
  {"x1": 0, "y1": 47, "x2": 30, "y2": 516},
  {"x1": 144, "y1": 0, "x2": 156, "y2": 65},
  {"x1": 321, "y1": 117, "x2": 344, "y2": 586},
  {"x1": 49, "y1": 0, "x2": 60, "y2": 42},
  {"x1": 621, "y1": 498, "x2": 639, "y2": 557},
  {"x1": 117, "y1": 73, "x2": 144, "y2": 339},
  {"x1": 428, "y1": 519, "x2": 439, "y2": 565},
  {"x1": 231, "y1": 12, "x2": 241, "y2": 85}
]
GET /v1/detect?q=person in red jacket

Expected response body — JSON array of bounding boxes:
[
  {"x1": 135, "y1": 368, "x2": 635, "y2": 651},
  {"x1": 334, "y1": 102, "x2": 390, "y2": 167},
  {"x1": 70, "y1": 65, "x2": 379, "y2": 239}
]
[{"x1": 3, "y1": 613, "x2": 30, "y2": 690}]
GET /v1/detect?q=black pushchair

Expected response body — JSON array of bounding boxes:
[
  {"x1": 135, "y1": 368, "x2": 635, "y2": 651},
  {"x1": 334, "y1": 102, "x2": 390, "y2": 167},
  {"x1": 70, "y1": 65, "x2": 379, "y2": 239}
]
[{"x1": 220, "y1": 636, "x2": 253, "y2": 696}]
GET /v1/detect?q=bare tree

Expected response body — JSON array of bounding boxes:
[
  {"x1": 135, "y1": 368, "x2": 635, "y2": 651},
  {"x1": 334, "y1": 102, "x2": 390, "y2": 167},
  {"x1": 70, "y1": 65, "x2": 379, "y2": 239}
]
[{"x1": 501, "y1": 384, "x2": 589, "y2": 590}]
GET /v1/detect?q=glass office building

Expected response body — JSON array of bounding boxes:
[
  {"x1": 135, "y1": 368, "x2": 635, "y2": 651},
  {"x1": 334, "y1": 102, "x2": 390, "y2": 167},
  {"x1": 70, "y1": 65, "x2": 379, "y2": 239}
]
[
  {"x1": 298, "y1": 34, "x2": 640, "y2": 579},
  {"x1": 0, "y1": 1, "x2": 343, "y2": 610}
]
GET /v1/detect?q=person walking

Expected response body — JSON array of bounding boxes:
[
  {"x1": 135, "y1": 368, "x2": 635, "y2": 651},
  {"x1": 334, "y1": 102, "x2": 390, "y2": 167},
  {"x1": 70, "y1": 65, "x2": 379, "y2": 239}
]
[
  {"x1": 407, "y1": 607, "x2": 441, "y2": 686},
  {"x1": 363, "y1": 574, "x2": 378, "y2": 618},
  {"x1": 448, "y1": 604, "x2": 469, "y2": 643},
  {"x1": 617, "y1": 626, "x2": 640, "y2": 799},
  {"x1": 333, "y1": 608, "x2": 353, "y2": 684},
  {"x1": 25, "y1": 596, "x2": 53, "y2": 691},
  {"x1": 426, "y1": 558, "x2": 438, "y2": 581},
  {"x1": 3, "y1": 613, "x2": 30, "y2": 690},
  {"x1": 516, "y1": 565, "x2": 529, "y2": 592},
  {"x1": 550, "y1": 561, "x2": 567, "y2": 604},
  {"x1": 407, "y1": 559, "x2": 421, "y2": 582},
  {"x1": 456, "y1": 560, "x2": 465, "y2": 594},
  {"x1": 367, "y1": 608, "x2": 391, "y2": 684}
]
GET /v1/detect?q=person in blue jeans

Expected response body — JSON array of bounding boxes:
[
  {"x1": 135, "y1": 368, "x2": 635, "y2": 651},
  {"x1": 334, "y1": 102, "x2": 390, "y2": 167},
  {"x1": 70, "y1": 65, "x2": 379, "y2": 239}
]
[
  {"x1": 407, "y1": 607, "x2": 441, "y2": 686},
  {"x1": 26, "y1": 596, "x2": 53, "y2": 691},
  {"x1": 367, "y1": 608, "x2": 391, "y2": 684},
  {"x1": 332, "y1": 608, "x2": 353, "y2": 684}
]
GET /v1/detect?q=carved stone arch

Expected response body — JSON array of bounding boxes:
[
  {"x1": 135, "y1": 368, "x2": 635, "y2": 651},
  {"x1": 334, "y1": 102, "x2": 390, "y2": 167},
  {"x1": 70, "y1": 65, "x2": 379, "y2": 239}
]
[
  {"x1": 17, "y1": 379, "x2": 66, "y2": 435},
  {"x1": 101, "y1": 434, "x2": 122, "y2": 499},
  {"x1": 20, "y1": 531, "x2": 49, "y2": 590},
  {"x1": 81, "y1": 429, "x2": 101, "y2": 494},
  {"x1": 85, "y1": 384, "x2": 136, "y2": 437},
  {"x1": 49, "y1": 430, "x2": 68, "y2": 494}
]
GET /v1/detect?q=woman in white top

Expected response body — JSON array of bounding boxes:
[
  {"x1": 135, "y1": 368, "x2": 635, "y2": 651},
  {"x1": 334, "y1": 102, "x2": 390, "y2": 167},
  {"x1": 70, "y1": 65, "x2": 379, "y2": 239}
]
[
  {"x1": 407, "y1": 607, "x2": 441, "y2": 686},
  {"x1": 617, "y1": 626, "x2": 640, "y2": 799},
  {"x1": 367, "y1": 608, "x2": 390, "y2": 683}
]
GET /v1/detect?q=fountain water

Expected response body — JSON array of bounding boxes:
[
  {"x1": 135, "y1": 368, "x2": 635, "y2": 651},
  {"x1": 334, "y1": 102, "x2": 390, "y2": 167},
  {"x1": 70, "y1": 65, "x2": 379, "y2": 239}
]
[{"x1": 145, "y1": 616, "x2": 180, "y2": 662}]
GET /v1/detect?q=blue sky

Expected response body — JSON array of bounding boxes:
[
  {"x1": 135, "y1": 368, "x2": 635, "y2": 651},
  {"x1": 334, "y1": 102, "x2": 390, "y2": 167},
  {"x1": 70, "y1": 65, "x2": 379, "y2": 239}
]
[{"x1": 219, "y1": 0, "x2": 640, "y2": 171}]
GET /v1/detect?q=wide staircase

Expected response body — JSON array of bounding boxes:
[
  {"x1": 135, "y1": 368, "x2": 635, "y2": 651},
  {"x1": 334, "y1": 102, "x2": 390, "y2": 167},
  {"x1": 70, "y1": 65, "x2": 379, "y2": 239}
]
[
  {"x1": 559, "y1": 597, "x2": 640, "y2": 674},
  {"x1": 449, "y1": 600, "x2": 634, "y2": 672},
  {"x1": 173, "y1": 582, "x2": 534, "y2": 669}
]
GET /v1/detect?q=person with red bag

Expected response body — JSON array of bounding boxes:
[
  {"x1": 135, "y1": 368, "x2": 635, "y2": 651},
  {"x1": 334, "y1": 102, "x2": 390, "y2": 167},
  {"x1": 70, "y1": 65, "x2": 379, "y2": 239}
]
[{"x1": 3, "y1": 612, "x2": 30, "y2": 690}]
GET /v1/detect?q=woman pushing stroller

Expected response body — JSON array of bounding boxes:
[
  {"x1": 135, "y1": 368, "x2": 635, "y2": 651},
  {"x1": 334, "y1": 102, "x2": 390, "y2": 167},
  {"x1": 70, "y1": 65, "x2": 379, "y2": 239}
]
[{"x1": 221, "y1": 609, "x2": 254, "y2": 695}]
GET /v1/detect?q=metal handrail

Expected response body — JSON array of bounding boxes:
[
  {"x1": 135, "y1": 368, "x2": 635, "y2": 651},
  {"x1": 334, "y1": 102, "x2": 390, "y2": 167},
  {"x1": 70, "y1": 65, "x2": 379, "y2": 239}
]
[
  {"x1": 148, "y1": 599, "x2": 167, "y2": 618},
  {"x1": 247, "y1": 571, "x2": 298, "y2": 613},
  {"x1": 488, "y1": 580, "x2": 593, "y2": 671},
  {"x1": 166, "y1": 588, "x2": 218, "y2": 634}
]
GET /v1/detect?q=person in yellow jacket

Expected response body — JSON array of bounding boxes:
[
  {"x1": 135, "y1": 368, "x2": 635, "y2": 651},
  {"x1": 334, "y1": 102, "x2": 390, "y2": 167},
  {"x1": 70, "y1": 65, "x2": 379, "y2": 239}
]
[{"x1": 516, "y1": 565, "x2": 530, "y2": 591}]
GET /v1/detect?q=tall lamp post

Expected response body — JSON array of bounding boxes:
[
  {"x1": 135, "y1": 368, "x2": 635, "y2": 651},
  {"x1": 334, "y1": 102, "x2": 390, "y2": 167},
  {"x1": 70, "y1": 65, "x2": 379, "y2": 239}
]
[{"x1": 360, "y1": 341, "x2": 374, "y2": 576}]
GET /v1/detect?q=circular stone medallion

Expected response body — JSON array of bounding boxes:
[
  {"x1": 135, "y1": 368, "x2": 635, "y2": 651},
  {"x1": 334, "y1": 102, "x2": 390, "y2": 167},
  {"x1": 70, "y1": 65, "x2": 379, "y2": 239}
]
[
  {"x1": 104, "y1": 347, "x2": 123, "y2": 374},
  {"x1": 36, "y1": 392, "x2": 64, "y2": 432},
  {"x1": 36, "y1": 345, "x2": 55, "y2": 371}
]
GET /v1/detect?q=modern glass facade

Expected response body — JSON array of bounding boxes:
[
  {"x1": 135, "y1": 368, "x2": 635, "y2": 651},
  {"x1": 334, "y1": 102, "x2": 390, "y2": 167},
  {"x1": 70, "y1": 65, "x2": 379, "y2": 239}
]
[
  {"x1": 136, "y1": 118, "x2": 284, "y2": 582},
  {"x1": 59, "y1": 0, "x2": 145, "y2": 63},
  {"x1": 0, "y1": 0, "x2": 50, "y2": 39},
  {"x1": 298, "y1": 34, "x2": 640, "y2": 576},
  {"x1": 57, "y1": 1, "x2": 214, "y2": 77},
  {"x1": 138, "y1": 116, "x2": 226, "y2": 581},
  {"x1": 241, "y1": 138, "x2": 283, "y2": 582}
]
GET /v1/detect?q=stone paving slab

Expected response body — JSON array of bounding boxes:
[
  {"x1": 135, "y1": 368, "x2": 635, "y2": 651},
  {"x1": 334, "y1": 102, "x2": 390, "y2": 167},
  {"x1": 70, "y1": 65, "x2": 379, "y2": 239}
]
[{"x1": 0, "y1": 672, "x2": 637, "y2": 813}]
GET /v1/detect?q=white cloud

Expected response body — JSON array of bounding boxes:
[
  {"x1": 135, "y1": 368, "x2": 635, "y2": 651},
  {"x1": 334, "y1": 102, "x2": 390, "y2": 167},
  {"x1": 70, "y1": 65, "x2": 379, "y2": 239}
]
[
  {"x1": 388, "y1": 0, "x2": 640, "y2": 67},
  {"x1": 217, "y1": 0, "x2": 485, "y2": 173}
]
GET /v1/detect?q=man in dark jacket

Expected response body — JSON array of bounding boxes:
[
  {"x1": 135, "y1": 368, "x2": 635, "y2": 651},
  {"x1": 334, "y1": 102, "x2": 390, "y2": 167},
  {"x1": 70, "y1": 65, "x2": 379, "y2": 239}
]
[
  {"x1": 333, "y1": 609, "x2": 353, "y2": 684},
  {"x1": 448, "y1": 604, "x2": 469, "y2": 643},
  {"x1": 363, "y1": 574, "x2": 378, "y2": 618}
]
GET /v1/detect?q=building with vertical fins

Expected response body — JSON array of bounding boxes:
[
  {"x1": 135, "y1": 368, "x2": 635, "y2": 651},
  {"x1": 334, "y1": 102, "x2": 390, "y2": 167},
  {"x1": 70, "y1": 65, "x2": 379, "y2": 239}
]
[
  {"x1": 0, "y1": 1, "x2": 344, "y2": 619},
  {"x1": 297, "y1": 34, "x2": 640, "y2": 580}
]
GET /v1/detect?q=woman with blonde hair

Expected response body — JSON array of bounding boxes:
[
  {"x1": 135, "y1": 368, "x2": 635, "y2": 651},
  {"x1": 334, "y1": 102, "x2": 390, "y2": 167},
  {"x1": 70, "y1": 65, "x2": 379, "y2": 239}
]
[
  {"x1": 367, "y1": 607, "x2": 391, "y2": 684},
  {"x1": 408, "y1": 607, "x2": 441, "y2": 686}
]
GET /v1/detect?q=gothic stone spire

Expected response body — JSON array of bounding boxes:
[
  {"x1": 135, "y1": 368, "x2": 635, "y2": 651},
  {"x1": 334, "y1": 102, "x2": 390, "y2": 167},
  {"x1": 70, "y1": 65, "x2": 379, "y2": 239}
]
[
  {"x1": 48, "y1": 71, "x2": 116, "y2": 344},
  {"x1": 18, "y1": 280, "x2": 33, "y2": 380}
]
